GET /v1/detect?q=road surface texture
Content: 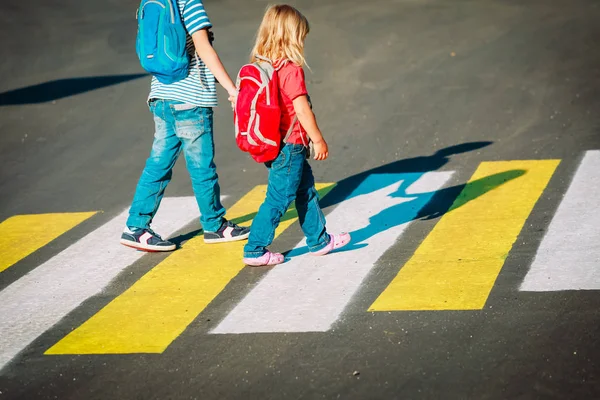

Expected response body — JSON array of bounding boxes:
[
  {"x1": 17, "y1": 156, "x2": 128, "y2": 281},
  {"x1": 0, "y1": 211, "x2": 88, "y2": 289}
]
[{"x1": 1, "y1": 0, "x2": 599, "y2": 399}]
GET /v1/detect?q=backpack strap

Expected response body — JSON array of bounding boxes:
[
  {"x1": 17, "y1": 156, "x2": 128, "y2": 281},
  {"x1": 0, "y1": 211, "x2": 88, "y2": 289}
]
[
  {"x1": 283, "y1": 116, "x2": 298, "y2": 143},
  {"x1": 255, "y1": 54, "x2": 271, "y2": 62},
  {"x1": 255, "y1": 55, "x2": 290, "y2": 71},
  {"x1": 285, "y1": 96, "x2": 312, "y2": 146},
  {"x1": 252, "y1": 62, "x2": 274, "y2": 105},
  {"x1": 255, "y1": 61, "x2": 275, "y2": 82},
  {"x1": 254, "y1": 55, "x2": 303, "y2": 146}
]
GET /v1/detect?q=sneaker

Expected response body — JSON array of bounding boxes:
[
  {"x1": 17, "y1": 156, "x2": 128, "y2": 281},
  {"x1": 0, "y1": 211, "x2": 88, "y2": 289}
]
[
  {"x1": 120, "y1": 227, "x2": 176, "y2": 252},
  {"x1": 312, "y1": 233, "x2": 351, "y2": 256},
  {"x1": 204, "y1": 220, "x2": 250, "y2": 244}
]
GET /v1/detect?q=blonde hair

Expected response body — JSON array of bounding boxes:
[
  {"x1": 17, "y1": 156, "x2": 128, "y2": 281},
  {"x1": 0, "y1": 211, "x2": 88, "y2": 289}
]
[{"x1": 250, "y1": 4, "x2": 310, "y2": 67}]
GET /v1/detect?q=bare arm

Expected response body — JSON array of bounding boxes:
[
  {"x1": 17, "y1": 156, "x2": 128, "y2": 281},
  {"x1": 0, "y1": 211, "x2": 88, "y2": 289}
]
[
  {"x1": 292, "y1": 95, "x2": 329, "y2": 160},
  {"x1": 191, "y1": 29, "x2": 237, "y2": 98}
]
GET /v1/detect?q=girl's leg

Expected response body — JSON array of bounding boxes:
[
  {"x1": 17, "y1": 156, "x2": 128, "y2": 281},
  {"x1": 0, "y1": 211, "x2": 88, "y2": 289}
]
[
  {"x1": 244, "y1": 144, "x2": 306, "y2": 258},
  {"x1": 295, "y1": 160, "x2": 330, "y2": 252}
]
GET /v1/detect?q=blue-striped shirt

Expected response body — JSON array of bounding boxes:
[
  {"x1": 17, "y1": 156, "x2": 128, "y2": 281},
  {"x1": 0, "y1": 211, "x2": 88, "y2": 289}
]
[{"x1": 148, "y1": 0, "x2": 218, "y2": 108}]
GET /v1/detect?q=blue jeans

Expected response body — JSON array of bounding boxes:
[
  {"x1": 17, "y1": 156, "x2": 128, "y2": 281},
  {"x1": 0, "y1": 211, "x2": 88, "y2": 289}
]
[
  {"x1": 244, "y1": 143, "x2": 330, "y2": 258},
  {"x1": 127, "y1": 99, "x2": 225, "y2": 232}
]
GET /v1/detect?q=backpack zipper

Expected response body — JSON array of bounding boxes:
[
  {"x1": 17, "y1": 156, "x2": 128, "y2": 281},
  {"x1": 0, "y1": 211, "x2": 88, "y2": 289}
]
[{"x1": 164, "y1": 37, "x2": 176, "y2": 61}]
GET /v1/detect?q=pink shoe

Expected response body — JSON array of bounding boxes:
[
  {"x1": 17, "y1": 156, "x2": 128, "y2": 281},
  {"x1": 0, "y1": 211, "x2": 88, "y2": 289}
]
[
  {"x1": 312, "y1": 233, "x2": 351, "y2": 256},
  {"x1": 243, "y1": 251, "x2": 285, "y2": 267}
]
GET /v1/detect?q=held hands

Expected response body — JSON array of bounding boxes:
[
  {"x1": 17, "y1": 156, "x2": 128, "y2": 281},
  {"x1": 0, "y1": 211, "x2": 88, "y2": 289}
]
[
  {"x1": 228, "y1": 88, "x2": 238, "y2": 110},
  {"x1": 312, "y1": 139, "x2": 329, "y2": 161}
]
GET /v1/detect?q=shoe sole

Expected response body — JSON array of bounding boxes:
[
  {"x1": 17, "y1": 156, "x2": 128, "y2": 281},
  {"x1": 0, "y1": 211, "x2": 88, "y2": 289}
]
[
  {"x1": 120, "y1": 239, "x2": 176, "y2": 252},
  {"x1": 243, "y1": 259, "x2": 270, "y2": 267},
  {"x1": 204, "y1": 231, "x2": 250, "y2": 244},
  {"x1": 243, "y1": 253, "x2": 284, "y2": 267}
]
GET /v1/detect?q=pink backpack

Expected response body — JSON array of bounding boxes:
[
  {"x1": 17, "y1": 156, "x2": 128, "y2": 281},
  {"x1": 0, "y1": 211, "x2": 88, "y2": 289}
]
[{"x1": 234, "y1": 58, "x2": 296, "y2": 163}]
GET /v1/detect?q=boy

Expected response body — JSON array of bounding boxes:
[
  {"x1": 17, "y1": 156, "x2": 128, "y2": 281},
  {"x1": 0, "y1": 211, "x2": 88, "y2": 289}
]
[{"x1": 121, "y1": 0, "x2": 249, "y2": 252}]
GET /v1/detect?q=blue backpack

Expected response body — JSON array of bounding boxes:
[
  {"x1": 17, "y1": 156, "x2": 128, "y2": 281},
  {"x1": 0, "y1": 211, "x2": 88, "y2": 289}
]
[{"x1": 136, "y1": 0, "x2": 189, "y2": 84}]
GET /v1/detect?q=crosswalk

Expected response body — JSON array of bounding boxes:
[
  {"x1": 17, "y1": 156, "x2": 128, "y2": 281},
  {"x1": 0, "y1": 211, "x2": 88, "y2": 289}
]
[
  {"x1": 1, "y1": 151, "x2": 599, "y2": 371},
  {"x1": 371, "y1": 160, "x2": 559, "y2": 310},
  {"x1": 520, "y1": 151, "x2": 600, "y2": 291},
  {"x1": 213, "y1": 171, "x2": 453, "y2": 334},
  {"x1": 46, "y1": 184, "x2": 332, "y2": 354},
  {"x1": 0, "y1": 197, "x2": 200, "y2": 368},
  {"x1": 0, "y1": 212, "x2": 96, "y2": 273}
]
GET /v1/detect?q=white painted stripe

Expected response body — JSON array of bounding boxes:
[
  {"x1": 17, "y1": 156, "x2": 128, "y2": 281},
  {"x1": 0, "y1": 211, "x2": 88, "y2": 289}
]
[
  {"x1": 521, "y1": 150, "x2": 600, "y2": 291},
  {"x1": 0, "y1": 197, "x2": 205, "y2": 371},
  {"x1": 212, "y1": 172, "x2": 453, "y2": 334}
]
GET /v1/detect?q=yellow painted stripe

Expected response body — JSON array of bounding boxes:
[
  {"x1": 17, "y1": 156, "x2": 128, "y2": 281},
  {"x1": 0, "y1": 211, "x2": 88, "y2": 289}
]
[
  {"x1": 0, "y1": 212, "x2": 97, "y2": 273},
  {"x1": 47, "y1": 183, "x2": 334, "y2": 354},
  {"x1": 370, "y1": 160, "x2": 560, "y2": 311}
]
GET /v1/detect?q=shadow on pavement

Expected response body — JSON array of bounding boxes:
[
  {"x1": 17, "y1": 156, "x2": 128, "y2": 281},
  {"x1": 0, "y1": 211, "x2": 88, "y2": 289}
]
[
  {"x1": 0, "y1": 74, "x2": 148, "y2": 106},
  {"x1": 282, "y1": 141, "x2": 528, "y2": 256},
  {"x1": 319, "y1": 141, "x2": 493, "y2": 209},
  {"x1": 319, "y1": 168, "x2": 526, "y2": 257},
  {"x1": 173, "y1": 141, "x2": 528, "y2": 255}
]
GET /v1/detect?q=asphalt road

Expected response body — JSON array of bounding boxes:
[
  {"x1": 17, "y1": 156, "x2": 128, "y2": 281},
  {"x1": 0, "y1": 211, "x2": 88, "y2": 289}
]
[{"x1": 1, "y1": 0, "x2": 600, "y2": 398}]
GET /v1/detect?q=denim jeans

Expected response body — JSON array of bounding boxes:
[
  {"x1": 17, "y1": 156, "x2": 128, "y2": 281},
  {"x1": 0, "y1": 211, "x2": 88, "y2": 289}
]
[
  {"x1": 244, "y1": 143, "x2": 330, "y2": 258},
  {"x1": 126, "y1": 99, "x2": 225, "y2": 232}
]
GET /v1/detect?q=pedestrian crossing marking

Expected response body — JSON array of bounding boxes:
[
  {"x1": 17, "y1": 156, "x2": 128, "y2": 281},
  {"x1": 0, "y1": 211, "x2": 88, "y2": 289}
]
[
  {"x1": 46, "y1": 184, "x2": 334, "y2": 355},
  {"x1": 0, "y1": 212, "x2": 97, "y2": 273},
  {"x1": 370, "y1": 160, "x2": 559, "y2": 311},
  {"x1": 0, "y1": 197, "x2": 200, "y2": 371},
  {"x1": 1, "y1": 156, "x2": 586, "y2": 369},
  {"x1": 212, "y1": 172, "x2": 454, "y2": 334},
  {"x1": 521, "y1": 151, "x2": 600, "y2": 291}
]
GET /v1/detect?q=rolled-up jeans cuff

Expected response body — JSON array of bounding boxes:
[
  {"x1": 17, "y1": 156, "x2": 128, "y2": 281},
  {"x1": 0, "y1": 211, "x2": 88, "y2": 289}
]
[
  {"x1": 243, "y1": 250, "x2": 268, "y2": 258},
  {"x1": 308, "y1": 234, "x2": 331, "y2": 253},
  {"x1": 125, "y1": 216, "x2": 151, "y2": 231}
]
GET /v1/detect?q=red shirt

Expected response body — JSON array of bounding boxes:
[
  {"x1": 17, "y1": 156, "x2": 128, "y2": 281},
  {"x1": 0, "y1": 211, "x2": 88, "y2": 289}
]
[{"x1": 276, "y1": 62, "x2": 309, "y2": 145}]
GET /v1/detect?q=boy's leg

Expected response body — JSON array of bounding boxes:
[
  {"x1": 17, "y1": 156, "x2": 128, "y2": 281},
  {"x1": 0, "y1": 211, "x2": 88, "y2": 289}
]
[
  {"x1": 173, "y1": 106, "x2": 225, "y2": 232},
  {"x1": 295, "y1": 159, "x2": 330, "y2": 252},
  {"x1": 174, "y1": 104, "x2": 248, "y2": 242},
  {"x1": 243, "y1": 144, "x2": 306, "y2": 258},
  {"x1": 126, "y1": 100, "x2": 182, "y2": 230}
]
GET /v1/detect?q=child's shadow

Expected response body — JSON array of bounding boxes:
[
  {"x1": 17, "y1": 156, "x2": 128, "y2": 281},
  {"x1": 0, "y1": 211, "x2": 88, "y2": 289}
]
[
  {"x1": 283, "y1": 168, "x2": 525, "y2": 259},
  {"x1": 173, "y1": 142, "x2": 514, "y2": 258}
]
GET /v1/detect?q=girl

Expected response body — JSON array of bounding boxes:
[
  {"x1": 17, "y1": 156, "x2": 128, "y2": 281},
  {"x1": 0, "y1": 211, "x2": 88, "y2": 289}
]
[{"x1": 243, "y1": 4, "x2": 350, "y2": 266}]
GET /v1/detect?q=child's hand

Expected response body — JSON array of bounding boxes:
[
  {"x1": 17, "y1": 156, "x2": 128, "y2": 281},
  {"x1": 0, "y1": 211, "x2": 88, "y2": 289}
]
[
  {"x1": 313, "y1": 140, "x2": 329, "y2": 160},
  {"x1": 228, "y1": 88, "x2": 238, "y2": 110}
]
